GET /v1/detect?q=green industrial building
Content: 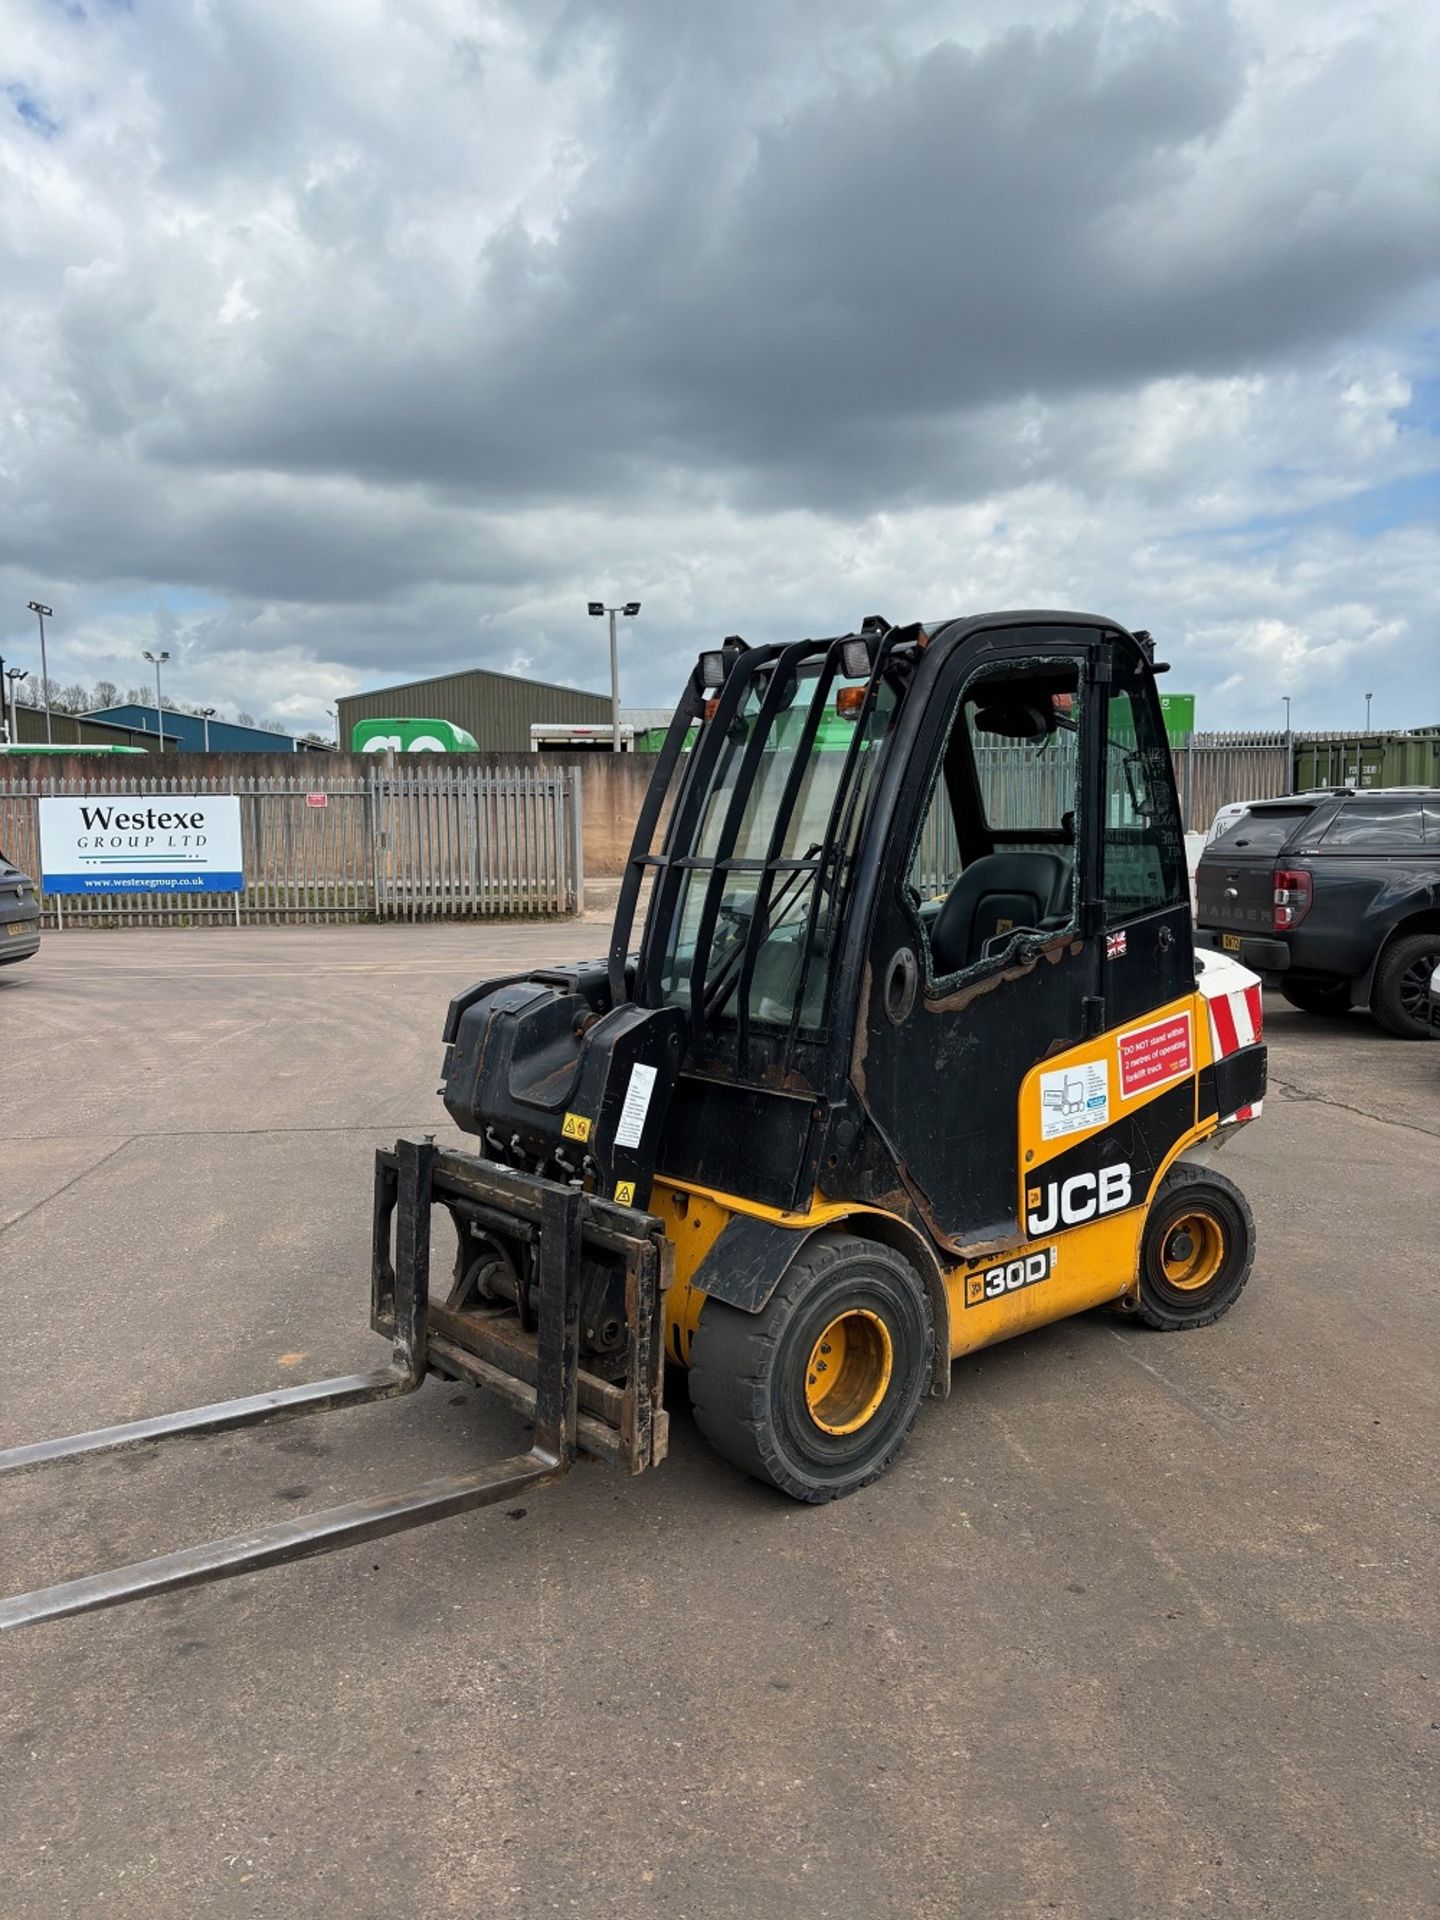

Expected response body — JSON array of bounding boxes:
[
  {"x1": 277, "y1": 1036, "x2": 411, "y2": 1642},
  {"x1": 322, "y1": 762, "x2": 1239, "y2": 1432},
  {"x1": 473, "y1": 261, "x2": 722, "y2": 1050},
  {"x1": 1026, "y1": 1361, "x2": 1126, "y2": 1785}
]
[
  {"x1": 3, "y1": 704, "x2": 162, "y2": 752},
  {"x1": 337, "y1": 667, "x2": 610, "y2": 754}
]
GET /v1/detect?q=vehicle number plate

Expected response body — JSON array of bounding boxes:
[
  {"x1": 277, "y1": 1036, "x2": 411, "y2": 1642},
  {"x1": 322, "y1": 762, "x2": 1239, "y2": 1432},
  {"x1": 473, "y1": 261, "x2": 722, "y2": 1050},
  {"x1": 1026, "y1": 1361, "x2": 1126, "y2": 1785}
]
[
  {"x1": 6, "y1": 920, "x2": 31, "y2": 937},
  {"x1": 1221, "y1": 934, "x2": 1241, "y2": 953}
]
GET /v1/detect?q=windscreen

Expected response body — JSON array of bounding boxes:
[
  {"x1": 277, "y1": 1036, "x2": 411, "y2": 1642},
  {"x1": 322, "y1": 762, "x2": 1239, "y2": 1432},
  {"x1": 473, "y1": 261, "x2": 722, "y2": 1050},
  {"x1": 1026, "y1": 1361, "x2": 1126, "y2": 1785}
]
[{"x1": 649, "y1": 658, "x2": 896, "y2": 1041}]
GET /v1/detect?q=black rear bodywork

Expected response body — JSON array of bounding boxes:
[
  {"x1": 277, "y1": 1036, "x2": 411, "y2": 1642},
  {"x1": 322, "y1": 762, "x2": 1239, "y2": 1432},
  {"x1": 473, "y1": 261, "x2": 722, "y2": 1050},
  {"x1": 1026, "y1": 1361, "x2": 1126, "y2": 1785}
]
[
  {"x1": 1196, "y1": 789, "x2": 1440, "y2": 990},
  {"x1": 442, "y1": 611, "x2": 1196, "y2": 1295}
]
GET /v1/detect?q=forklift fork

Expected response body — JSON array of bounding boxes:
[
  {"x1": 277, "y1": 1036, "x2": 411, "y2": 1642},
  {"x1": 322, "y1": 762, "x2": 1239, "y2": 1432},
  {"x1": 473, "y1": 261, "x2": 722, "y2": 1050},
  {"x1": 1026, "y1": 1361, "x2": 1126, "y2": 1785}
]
[{"x1": 0, "y1": 1140, "x2": 669, "y2": 1633}]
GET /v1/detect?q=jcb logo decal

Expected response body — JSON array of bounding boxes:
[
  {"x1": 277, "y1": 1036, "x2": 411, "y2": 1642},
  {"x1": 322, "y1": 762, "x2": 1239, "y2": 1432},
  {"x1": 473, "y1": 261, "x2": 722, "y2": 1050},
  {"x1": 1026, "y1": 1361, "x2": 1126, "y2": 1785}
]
[
  {"x1": 561, "y1": 1111, "x2": 592, "y2": 1143},
  {"x1": 965, "y1": 1246, "x2": 1057, "y2": 1309},
  {"x1": 1025, "y1": 1162, "x2": 1132, "y2": 1236}
]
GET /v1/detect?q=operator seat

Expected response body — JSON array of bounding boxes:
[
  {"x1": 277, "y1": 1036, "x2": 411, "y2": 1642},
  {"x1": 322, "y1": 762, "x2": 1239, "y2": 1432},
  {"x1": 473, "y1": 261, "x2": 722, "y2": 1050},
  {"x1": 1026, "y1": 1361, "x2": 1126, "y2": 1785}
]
[{"x1": 928, "y1": 851, "x2": 1070, "y2": 977}]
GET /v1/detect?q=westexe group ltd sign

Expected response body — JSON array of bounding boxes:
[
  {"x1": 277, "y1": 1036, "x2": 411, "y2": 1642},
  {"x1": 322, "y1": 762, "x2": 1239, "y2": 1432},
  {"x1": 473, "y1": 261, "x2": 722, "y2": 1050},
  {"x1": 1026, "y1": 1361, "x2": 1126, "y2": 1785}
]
[{"x1": 38, "y1": 795, "x2": 245, "y2": 895}]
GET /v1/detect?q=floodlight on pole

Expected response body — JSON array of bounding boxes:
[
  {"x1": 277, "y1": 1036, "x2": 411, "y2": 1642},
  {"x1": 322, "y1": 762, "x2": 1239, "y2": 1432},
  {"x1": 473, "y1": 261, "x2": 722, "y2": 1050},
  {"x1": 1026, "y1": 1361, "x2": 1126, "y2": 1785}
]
[
  {"x1": 587, "y1": 599, "x2": 642, "y2": 752},
  {"x1": 3, "y1": 664, "x2": 28, "y2": 744},
  {"x1": 27, "y1": 602, "x2": 53, "y2": 743},
  {"x1": 199, "y1": 705, "x2": 216, "y2": 752},
  {"x1": 143, "y1": 649, "x2": 170, "y2": 753},
  {"x1": 1364, "y1": 691, "x2": 1373, "y2": 730}
]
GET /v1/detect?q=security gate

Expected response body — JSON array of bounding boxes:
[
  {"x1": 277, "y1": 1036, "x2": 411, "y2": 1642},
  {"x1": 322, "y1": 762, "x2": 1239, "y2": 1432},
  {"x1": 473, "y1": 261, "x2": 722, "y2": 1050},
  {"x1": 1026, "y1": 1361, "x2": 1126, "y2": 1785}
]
[{"x1": 371, "y1": 763, "x2": 580, "y2": 918}]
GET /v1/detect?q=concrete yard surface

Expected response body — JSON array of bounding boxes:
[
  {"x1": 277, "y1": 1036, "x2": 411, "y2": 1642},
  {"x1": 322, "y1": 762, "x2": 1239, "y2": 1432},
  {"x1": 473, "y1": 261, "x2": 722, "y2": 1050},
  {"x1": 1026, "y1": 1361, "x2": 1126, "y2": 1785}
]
[{"x1": 1, "y1": 924, "x2": 1436, "y2": 1918}]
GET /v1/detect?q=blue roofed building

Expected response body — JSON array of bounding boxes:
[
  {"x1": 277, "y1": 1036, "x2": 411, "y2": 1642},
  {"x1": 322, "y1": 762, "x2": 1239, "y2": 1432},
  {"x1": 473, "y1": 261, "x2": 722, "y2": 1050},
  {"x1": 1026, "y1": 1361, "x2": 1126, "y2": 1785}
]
[{"x1": 84, "y1": 706, "x2": 328, "y2": 753}]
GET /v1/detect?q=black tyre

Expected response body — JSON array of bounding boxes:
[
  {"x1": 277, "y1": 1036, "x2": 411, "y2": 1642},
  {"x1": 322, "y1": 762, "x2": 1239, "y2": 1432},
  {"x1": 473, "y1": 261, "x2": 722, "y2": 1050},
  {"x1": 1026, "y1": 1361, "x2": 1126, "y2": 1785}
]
[
  {"x1": 688, "y1": 1232, "x2": 933, "y2": 1503},
  {"x1": 1370, "y1": 933, "x2": 1440, "y2": 1040},
  {"x1": 1134, "y1": 1163, "x2": 1255, "y2": 1330},
  {"x1": 1279, "y1": 976, "x2": 1352, "y2": 1017}
]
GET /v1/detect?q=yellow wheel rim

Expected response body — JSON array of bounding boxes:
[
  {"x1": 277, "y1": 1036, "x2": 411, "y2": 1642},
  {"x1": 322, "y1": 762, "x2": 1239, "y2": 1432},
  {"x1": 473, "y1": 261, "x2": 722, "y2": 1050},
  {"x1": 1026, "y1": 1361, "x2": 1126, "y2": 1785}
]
[
  {"x1": 1160, "y1": 1210, "x2": 1226, "y2": 1292},
  {"x1": 803, "y1": 1309, "x2": 894, "y2": 1435}
]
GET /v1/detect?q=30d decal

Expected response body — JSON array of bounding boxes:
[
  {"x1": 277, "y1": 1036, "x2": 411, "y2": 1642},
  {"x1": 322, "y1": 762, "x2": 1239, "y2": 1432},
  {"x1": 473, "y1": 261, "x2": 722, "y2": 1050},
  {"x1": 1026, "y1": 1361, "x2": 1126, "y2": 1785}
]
[{"x1": 964, "y1": 1245, "x2": 1058, "y2": 1308}]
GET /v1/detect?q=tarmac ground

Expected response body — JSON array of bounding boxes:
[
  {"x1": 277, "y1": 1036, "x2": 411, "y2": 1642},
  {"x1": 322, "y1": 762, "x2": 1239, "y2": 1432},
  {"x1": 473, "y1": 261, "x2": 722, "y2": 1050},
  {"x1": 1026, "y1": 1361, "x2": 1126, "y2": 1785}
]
[{"x1": 1, "y1": 923, "x2": 1436, "y2": 1918}]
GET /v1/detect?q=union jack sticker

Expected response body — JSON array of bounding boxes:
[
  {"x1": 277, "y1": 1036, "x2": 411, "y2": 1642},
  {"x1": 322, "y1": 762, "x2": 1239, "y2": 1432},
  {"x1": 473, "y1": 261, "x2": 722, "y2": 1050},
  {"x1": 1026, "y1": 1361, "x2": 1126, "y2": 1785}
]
[{"x1": 1106, "y1": 930, "x2": 1127, "y2": 959}]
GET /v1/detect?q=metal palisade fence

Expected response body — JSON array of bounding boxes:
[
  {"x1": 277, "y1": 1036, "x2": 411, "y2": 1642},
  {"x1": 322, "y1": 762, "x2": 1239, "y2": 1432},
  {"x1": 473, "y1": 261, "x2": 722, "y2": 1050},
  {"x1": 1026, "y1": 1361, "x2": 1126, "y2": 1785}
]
[
  {"x1": 0, "y1": 757, "x2": 583, "y2": 927},
  {"x1": 1174, "y1": 732, "x2": 1291, "y2": 830}
]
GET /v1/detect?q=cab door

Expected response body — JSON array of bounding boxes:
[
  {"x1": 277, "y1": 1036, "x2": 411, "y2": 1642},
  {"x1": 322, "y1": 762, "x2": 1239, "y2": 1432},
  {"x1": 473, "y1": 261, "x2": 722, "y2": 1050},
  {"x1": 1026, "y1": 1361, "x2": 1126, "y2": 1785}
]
[
  {"x1": 1093, "y1": 648, "x2": 1193, "y2": 1027},
  {"x1": 854, "y1": 631, "x2": 1103, "y2": 1248}
]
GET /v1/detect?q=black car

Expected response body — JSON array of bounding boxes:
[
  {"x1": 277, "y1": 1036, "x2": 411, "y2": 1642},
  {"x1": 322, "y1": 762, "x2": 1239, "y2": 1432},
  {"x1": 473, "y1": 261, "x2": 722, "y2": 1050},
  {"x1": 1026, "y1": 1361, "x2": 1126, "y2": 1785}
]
[
  {"x1": 1196, "y1": 787, "x2": 1440, "y2": 1038},
  {"x1": 0, "y1": 849, "x2": 42, "y2": 966}
]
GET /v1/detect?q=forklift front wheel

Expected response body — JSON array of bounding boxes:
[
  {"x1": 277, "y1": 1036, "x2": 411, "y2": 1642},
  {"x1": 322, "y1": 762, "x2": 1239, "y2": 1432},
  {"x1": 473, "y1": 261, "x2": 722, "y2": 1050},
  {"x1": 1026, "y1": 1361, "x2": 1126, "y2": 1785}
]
[
  {"x1": 688, "y1": 1232, "x2": 933, "y2": 1504},
  {"x1": 1134, "y1": 1163, "x2": 1255, "y2": 1330}
]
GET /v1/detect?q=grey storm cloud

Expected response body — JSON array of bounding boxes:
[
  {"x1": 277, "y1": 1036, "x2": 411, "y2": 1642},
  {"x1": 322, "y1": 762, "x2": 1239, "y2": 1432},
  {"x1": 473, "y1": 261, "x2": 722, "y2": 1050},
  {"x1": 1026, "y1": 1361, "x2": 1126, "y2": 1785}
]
[
  {"x1": 152, "y1": 3, "x2": 1432, "y2": 509},
  {"x1": 1, "y1": 0, "x2": 1437, "y2": 729}
]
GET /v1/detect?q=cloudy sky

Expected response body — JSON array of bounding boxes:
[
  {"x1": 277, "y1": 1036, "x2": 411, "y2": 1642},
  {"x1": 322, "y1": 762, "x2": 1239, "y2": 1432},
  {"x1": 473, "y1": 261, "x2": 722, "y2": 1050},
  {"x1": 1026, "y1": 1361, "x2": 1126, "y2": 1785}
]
[{"x1": 2, "y1": 0, "x2": 1437, "y2": 738}]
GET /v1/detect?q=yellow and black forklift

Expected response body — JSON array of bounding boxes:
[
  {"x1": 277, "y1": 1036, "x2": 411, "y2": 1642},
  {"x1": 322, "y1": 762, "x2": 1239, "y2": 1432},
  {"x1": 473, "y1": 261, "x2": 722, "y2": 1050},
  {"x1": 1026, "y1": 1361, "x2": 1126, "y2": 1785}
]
[{"x1": 0, "y1": 612, "x2": 1267, "y2": 1628}]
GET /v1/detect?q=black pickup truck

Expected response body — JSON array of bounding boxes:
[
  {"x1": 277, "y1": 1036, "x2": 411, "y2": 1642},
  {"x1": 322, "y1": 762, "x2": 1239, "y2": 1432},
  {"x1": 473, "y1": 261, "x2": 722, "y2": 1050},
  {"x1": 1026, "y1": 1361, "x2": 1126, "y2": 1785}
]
[{"x1": 1195, "y1": 787, "x2": 1440, "y2": 1038}]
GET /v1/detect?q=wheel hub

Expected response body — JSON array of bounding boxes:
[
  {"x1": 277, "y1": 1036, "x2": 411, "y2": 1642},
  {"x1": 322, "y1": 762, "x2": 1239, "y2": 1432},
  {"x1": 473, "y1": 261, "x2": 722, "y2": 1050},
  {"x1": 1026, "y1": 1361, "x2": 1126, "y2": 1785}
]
[
  {"x1": 1399, "y1": 951, "x2": 1439, "y2": 1016},
  {"x1": 1161, "y1": 1210, "x2": 1225, "y2": 1291},
  {"x1": 804, "y1": 1309, "x2": 894, "y2": 1435}
]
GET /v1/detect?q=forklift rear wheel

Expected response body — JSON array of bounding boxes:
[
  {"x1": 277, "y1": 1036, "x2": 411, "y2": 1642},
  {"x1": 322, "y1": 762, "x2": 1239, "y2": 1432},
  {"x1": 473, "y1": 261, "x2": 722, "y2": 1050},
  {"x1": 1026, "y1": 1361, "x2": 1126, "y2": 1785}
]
[
  {"x1": 688, "y1": 1232, "x2": 933, "y2": 1503},
  {"x1": 1135, "y1": 1163, "x2": 1255, "y2": 1330}
]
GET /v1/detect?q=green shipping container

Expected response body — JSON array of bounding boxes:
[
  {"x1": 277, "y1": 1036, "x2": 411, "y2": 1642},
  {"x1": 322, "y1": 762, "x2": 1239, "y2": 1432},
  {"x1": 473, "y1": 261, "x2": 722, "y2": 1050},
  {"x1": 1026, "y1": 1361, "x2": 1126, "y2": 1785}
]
[{"x1": 1293, "y1": 730, "x2": 1440, "y2": 792}]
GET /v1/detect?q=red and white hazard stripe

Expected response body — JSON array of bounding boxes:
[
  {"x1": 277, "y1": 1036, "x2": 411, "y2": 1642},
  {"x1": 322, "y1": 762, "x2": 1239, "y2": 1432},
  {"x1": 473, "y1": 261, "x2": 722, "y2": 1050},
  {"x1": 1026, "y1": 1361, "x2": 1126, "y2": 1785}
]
[{"x1": 1195, "y1": 951, "x2": 1264, "y2": 1125}]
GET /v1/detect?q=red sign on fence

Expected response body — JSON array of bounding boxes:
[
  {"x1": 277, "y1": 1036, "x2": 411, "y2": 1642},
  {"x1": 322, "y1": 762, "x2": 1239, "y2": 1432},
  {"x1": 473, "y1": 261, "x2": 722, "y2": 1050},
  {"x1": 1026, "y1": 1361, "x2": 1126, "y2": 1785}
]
[
  {"x1": 305, "y1": 792, "x2": 328, "y2": 809},
  {"x1": 1117, "y1": 1010, "x2": 1192, "y2": 1098}
]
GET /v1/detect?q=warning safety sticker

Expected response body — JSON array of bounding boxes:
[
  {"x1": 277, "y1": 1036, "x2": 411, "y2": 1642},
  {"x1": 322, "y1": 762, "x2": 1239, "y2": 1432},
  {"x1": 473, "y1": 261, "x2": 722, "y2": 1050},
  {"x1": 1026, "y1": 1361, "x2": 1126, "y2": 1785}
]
[
  {"x1": 1039, "y1": 1059, "x2": 1109, "y2": 1140},
  {"x1": 1117, "y1": 1010, "x2": 1193, "y2": 1098}
]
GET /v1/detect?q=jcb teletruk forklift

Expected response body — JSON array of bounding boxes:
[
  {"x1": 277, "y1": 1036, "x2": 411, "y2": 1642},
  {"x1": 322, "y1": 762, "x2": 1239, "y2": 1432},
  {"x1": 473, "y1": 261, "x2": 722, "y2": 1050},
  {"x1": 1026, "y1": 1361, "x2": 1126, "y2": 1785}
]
[{"x1": 0, "y1": 613, "x2": 1267, "y2": 1629}]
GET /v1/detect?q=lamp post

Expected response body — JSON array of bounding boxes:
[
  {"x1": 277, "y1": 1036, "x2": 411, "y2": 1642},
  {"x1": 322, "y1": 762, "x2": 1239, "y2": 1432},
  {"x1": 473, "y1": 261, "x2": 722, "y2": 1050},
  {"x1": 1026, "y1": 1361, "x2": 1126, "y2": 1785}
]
[
  {"x1": 327, "y1": 707, "x2": 339, "y2": 749},
  {"x1": 3, "y1": 668, "x2": 26, "y2": 741},
  {"x1": 27, "y1": 602, "x2": 53, "y2": 743},
  {"x1": 1364, "y1": 691, "x2": 1373, "y2": 730},
  {"x1": 142, "y1": 649, "x2": 170, "y2": 753},
  {"x1": 586, "y1": 599, "x2": 642, "y2": 751},
  {"x1": 1282, "y1": 695, "x2": 1293, "y2": 794},
  {"x1": 199, "y1": 706, "x2": 216, "y2": 752}
]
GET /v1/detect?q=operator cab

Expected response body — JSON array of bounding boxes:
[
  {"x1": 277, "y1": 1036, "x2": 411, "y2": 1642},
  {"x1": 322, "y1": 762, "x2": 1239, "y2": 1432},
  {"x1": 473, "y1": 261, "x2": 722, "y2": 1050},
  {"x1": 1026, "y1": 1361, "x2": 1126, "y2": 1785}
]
[{"x1": 618, "y1": 614, "x2": 1189, "y2": 1246}]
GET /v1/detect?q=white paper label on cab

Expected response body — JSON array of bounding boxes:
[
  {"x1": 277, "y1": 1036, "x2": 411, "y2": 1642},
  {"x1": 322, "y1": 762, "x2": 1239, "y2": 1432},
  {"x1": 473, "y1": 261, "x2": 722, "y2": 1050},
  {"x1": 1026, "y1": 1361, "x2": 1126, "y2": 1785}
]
[{"x1": 614, "y1": 1062, "x2": 659, "y2": 1150}]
